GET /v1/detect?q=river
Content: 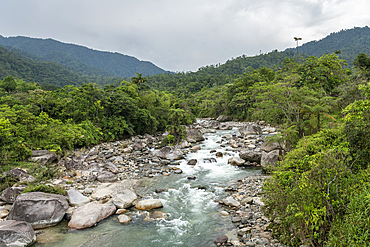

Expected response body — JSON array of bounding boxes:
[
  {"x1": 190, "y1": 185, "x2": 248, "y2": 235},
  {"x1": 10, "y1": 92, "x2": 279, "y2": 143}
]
[{"x1": 36, "y1": 127, "x2": 262, "y2": 247}]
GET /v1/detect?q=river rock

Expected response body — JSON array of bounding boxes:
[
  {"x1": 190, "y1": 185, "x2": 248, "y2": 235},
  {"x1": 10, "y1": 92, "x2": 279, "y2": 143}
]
[
  {"x1": 132, "y1": 139, "x2": 144, "y2": 151},
  {"x1": 97, "y1": 171, "x2": 117, "y2": 183},
  {"x1": 112, "y1": 189, "x2": 137, "y2": 209},
  {"x1": 67, "y1": 189, "x2": 90, "y2": 207},
  {"x1": 0, "y1": 220, "x2": 36, "y2": 247},
  {"x1": 216, "y1": 115, "x2": 231, "y2": 122},
  {"x1": 2, "y1": 169, "x2": 35, "y2": 183},
  {"x1": 117, "y1": 214, "x2": 132, "y2": 224},
  {"x1": 29, "y1": 151, "x2": 57, "y2": 165},
  {"x1": 185, "y1": 128, "x2": 205, "y2": 143},
  {"x1": 219, "y1": 123, "x2": 233, "y2": 130},
  {"x1": 260, "y1": 141, "x2": 281, "y2": 152},
  {"x1": 190, "y1": 146, "x2": 201, "y2": 151},
  {"x1": 223, "y1": 197, "x2": 240, "y2": 207},
  {"x1": 0, "y1": 187, "x2": 24, "y2": 203},
  {"x1": 241, "y1": 197, "x2": 253, "y2": 205},
  {"x1": 228, "y1": 157, "x2": 245, "y2": 166},
  {"x1": 135, "y1": 199, "x2": 163, "y2": 211},
  {"x1": 153, "y1": 146, "x2": 184, "y2": 160},
  {"x1": 103, "y1": 162, "x2": 118, "y2": 174},
  {"x1": 214, "y1": 235, "x2": 228, "y2": 245},
  {"x1": 215, "y1": 152, "x2": 223, "y2": 157},
  {"x1": 8, "y1": 192, "x2": 69, "y2": 229},
  {"x1": 68, "y1": 203, "x2": 116, "y2": 229},
  {"x1": 260, "y1": 150, "x2": 280, "y2": 169},
  {"x1": 239, "y1": 124, "x2": 262, "y2": 136},
  {"x1": 187, "y1": 159, "x2": 197, "y2": 165},
  {"x1": 239, "y1": 150, "x2": 261, "y2": 163},
  {"x1": 144, "y1": 211, "x2": 168, "y2": 221}
]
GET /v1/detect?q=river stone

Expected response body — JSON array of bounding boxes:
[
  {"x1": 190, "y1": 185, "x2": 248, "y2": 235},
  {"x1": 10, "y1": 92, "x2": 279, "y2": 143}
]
[
  {"x1": 219, "y1": 123, "x2": 233, "y2": 130},
  {"x1": 0, "y1": 187, "x2": 24, "y2": 203},
  {"x1": 216, "y1": 115, "x2": 231, "y2": 122},
  {"x1": 135, "y1": 199, "x2": 163, "y2": 211},
  {"x1": 185, "y1": 128, "x2": 205, "y2": 143},
  {"x1": 215, "y1": 152, "x2": 223, "y2": 157},
  {"x1": 252, "y1": 197, "x2": 265, "y2": 206},
  {"x1": 0, "y1": 220, "x2": 36, "y2": 247},
  {"x1": 190, "y1": 145, "x2": 201, "y2": 151},
  {"x1": 68, "y1": 203, "x2": 116, "y2": 230},
  {"x1": 173, "y1": 169, "x2": 183, "y2": 174},
  {"x1": 8, "y1": 192, "x2": 69, "y2": 229},
  {"x1": 260, "y1": 141, "x2": 281, "y2": 152},
  {"x1": 187, "y1": 159, "x2": 197, "y2": 165},
  {"x1": 223, "y1": 197, "x2": 240, "y2": 207},
  {"x1": 117, "y1": 214, "x2": 132, "y2": 224},
  {"x1": 241, "y1": 197, "x2": 253, "y2": 205},
  {"x1": 67, "y1": 189, "x2": 90, "y2": 207},
  {"x1": 103, "y1": 162, "x2": 118, "y2": 174},
  {"x1": 260, "y1": 150, "x2": 280, "y2": 169},
  {"x1": 239, "y1": 124, "x2": 262, "y2": 136},
  {"x1": 228, "y1": 157, "x2": 245, "y2": 166},
  {"x1": 97, "y1": 171, "x2": 117, "y2": 183},
  {"x1": 115, "y1": 209, "x2": 128, "y2": 214},
  {"x1": 214, "y1": 235, "x2": 228, "y2": 245},
  {"x1": 132, "y1": 140, "x2": 144, "y2": 151},
  {"x1": 144, "y1": 211, "x2": 168, "y2": 221},
  {"x1": 220, "y1": 211, "x2": 229, "y2": 216},
  {"x1": 112, "y1": 190, "x2": 137, "y2": 209},
  {"x1": 153, "y1": 146, "x2": 184, "y2": 160},
  {"x1": 239, "y1": 150, "x2": 261, "y2": 163},
  {"x1": 0, "y1": 208, "x2": 8, "y2": 219}
]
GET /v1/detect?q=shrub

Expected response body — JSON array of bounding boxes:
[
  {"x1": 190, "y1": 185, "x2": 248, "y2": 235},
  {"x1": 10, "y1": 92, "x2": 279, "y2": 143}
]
[{"x1": 22, "y1": 184, "x2": 66, "y2": 195}]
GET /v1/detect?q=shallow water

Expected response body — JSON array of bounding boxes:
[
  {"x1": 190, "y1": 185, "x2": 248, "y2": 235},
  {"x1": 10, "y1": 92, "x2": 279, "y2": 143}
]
[{"x1": 36, "y1": 127, "x2": 262, "y2": 247}]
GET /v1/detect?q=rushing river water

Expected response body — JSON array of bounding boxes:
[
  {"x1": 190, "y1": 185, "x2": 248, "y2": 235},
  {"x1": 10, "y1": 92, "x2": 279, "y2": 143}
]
[{"x1": 36, "y1": 127, "x2": 262, "y2": 247}]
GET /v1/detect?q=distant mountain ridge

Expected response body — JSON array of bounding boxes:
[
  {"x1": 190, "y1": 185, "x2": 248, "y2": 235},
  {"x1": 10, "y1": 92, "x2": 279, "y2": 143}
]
[{"x1": 0, "y1": 35, "x2": 167, "y2": 78}]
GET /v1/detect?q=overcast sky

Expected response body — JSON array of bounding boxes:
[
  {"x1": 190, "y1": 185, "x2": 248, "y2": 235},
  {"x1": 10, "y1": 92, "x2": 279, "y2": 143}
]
[{"x1": 1, "y1": 0, "x2": 369, "y2": 72}]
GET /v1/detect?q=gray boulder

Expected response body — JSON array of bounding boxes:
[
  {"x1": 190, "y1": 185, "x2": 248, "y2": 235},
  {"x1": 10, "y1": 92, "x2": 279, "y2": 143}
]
[
  {"x1": 132, "y1": 139, "x2": 144, "y2": 151},
  {"x1": 201, "y1": 120, "x2": 220, "y2": 129},
  {"x1": 153, "y1": 146, "x2": 184, "y2": 160},
  {"x1": 112, "y1": 190, "x2": 138, "y2": 209},
  {"x1": 260, "y1": 141, "x2": 281, "y2": 152},
  {"x1": 219, "y1": 123, "x2": 233, "y2": 130},
  {"x1": 0, "y1": 220, "x2": 36, "y2": 247},
  {"x1": 261, "y1": 150, "x2": 280, "y2": 169},
  {"x1": 68, "y1": 203, "x2": 116, "y2": 230},
  {"x1": 0, "y1": 187, "x2": 24, "y2": 203},
  {"x1": 239, "y1": 124, "x2": 262, "y2": 136},
  {"x1": 67, "y1": 189, "x2": 90, "y2": 207},
  {"x1": 103, "y1": 162, "x2": 119, "y2": 174},
  {"x1": 8, "y1": 192, "x2": 69, "y2": 229},
  {"x1": 228, "y1": 157, "x2": 246, "y2": 166},
  {"x1": 185, "y1": 128, "x2": 205, "y2": 143},
  {"x1": 97, "y1": 171, "x2": 117, "y2": 183},
  {"x1": 239, "y1": 150, "x2": 262, "y2": 163}
]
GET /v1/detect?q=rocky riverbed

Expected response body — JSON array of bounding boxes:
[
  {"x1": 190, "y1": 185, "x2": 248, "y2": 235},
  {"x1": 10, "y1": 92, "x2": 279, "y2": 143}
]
[{"x1": 0, "y1": 118, "x2": 285, "y2": 247}]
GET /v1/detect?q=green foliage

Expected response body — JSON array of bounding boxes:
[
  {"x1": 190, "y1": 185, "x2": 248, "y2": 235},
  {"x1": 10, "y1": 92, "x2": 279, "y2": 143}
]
[{"x1": 22, "y1": 184, "x2": 66, "y2": 195}]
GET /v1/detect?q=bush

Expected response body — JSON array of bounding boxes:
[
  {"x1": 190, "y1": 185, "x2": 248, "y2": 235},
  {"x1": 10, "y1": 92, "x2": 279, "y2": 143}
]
[{"x1": 22, "y1": 184, "x2": 66, "y2": 195}]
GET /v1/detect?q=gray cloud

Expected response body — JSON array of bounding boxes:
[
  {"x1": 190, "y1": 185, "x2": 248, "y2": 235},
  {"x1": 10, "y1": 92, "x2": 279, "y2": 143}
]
[{"x1": 0, "y1": 0, "x2": 369, "y2": 71}]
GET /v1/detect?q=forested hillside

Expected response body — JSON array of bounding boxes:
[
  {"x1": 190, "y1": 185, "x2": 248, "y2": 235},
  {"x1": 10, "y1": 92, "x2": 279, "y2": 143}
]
[
  {"x1": 0, "y1": 35, "x2": 167, "y2": 78},
  {"x1": 286, "y1": 26, "x2": 370, "y2": 64}
]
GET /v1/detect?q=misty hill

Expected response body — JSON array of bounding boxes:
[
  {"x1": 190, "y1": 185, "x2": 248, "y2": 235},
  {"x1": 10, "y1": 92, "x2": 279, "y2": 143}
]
[{"x1": 0, "y1": 35, "x2": 167, "y2": 78}]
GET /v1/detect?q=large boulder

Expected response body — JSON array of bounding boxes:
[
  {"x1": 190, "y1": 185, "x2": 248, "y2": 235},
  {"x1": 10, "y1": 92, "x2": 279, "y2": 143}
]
[
  {"x1": 260, "y1": 141, "x2": 281, "y2": 152},
  {"x1": 228, "y1": 157, "x2": 246, "y2": 166},
  {"x1": 223, "y1": 197, "x2": 240, "y2": 207},
  {"x1": 153, "y1": 146, "x2": 184, "y2": 160},
  {"x1": 261, "y1": 150, "x2": 280, "y2": 169},
  {"x1": 239, "y1": 124, "x2": 262, "y2": 136},
  {"x1": 103, "y1": 162, "x2": 118, "y2": 174},
  {"x1": 112, "y1": 189, "x2": 137, "y2": 209},
  {"x1": 239, "y1": 150, "x2": 262, "y2": 163},
  {"x1": 135, "y1": 199, "x2": 163, "y2": 211},
  {"x1": 8, "y1": 192, "x2": 69, "y2": 229},
  {"x1": 67, "y1": 189, "x2": 90, "y2": 207},
  {"x1": 185, "y1": 128, "x2": 205, "y2": 143},
  {"x1": 68, "y1": 203, "x2": 116, "y2": 230},
  {"x1": 0, "y1": 187, "x2": 24, "y2": 203},
  {"x1": 29, "y1": 150, "x2": 57, "y2": 164},
  {"x1": 0, "y1": 220, "x2": 36, "y2": 247}
]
